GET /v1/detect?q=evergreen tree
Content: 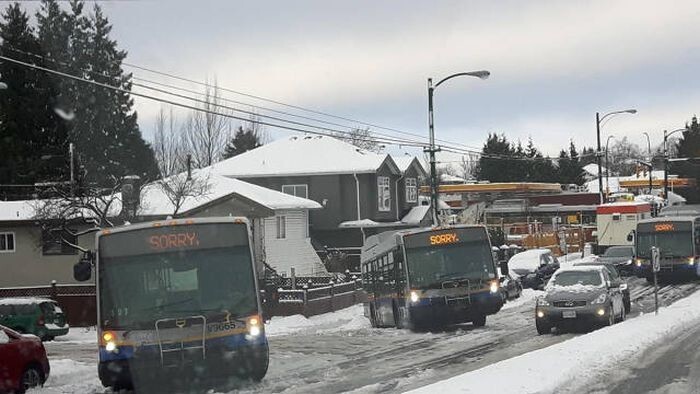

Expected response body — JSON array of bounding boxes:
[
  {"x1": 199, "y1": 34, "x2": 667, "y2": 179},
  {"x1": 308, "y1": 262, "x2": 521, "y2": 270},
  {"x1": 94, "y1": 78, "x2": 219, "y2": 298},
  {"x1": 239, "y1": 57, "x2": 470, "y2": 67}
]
[
  {"x1": 671, "y1": 116, "x2": 700, "y2": 202},
  {"x1": 476, "y1": 133, "x2": 512, "y2": 181},
  {"x1": 35, "y1": 1, "x2": 158, "y2": 185},
  {"x1": 222, "y1": 125, "x2": 263, "y2": 159},
  {"x1": 0, "y1": 3, "x2": 69, "y2": 189}
]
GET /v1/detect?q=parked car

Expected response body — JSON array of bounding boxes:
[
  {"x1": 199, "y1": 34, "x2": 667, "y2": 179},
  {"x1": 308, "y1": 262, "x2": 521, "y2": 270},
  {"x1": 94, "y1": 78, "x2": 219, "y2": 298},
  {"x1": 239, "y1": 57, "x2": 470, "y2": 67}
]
[
  {"x1": 499, "y1": 273, "x2": 523, "y2": 301},
  {"x1": 574, "y1": 260, "x2": 631, "y2": 313},
  {"x1": 0, "y1": 298, "x2": 69, "y2": 341},
  {"x1": 535, "y1": 266, "x2": 626, "y2": 334},
  {"x1": 508, "y1": 249, "x2": 560, "y2": 290},
  {"x1": 0, "y1": 324, "x2": 50, "y2": 393},
  {"x1": 597, "y1": 246, "x2": 635, "y2": 275}
]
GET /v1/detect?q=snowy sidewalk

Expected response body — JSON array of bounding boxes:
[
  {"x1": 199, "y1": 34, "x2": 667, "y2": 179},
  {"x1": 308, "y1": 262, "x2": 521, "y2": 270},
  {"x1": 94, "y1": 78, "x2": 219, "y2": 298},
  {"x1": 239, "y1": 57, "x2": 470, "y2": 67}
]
[{"x1": 407, "y1": 287, "x2": 700, "y2": 394}]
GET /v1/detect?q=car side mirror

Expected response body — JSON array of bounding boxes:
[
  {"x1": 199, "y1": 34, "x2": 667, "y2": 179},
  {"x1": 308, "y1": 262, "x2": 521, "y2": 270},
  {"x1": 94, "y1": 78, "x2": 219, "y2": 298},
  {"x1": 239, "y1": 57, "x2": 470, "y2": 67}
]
[
  {"x1": 0, "y1": 330, "x2": 9, "y2": 344},
  {"x1": 499, "y1": 261, "x2": 509, "y2": 277}
]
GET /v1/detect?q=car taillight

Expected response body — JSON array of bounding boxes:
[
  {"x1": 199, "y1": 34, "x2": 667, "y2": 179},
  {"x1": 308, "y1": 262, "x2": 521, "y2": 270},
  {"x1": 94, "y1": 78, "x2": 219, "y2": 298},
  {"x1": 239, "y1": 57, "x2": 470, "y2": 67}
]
[{"x1": 37, "y1": 314, "x2": 45, "y2": 326}]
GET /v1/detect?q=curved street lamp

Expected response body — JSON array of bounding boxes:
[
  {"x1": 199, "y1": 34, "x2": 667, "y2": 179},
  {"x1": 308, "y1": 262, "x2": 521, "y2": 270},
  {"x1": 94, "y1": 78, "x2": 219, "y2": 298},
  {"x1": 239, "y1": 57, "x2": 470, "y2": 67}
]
[
  {"x1": 596, "y1": 109, "x2": 637, "y2": 203},
  {"x1": 663, "y1": 127, "x2": 686, "y2": 199},
  {"x1": 427, "y1": 70, "x2": 490, "y2": 224},
  {"x1": 642, "y1": 132, "x2": 653, "y2": 193}
]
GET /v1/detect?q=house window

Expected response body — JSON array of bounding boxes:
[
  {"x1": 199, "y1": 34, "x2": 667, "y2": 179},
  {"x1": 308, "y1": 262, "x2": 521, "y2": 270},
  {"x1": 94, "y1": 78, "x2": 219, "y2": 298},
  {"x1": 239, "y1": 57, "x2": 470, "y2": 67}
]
[
  {"x1": 378, "y1": 176, "x2": 391, "y2": 212},
  {"x1": 282, "y1": 184, "x2": 308, "y2": 199},
  {"x1": 405, "y1": 178, "x2": 417, "y2": 203},
  {"x1": 276, "y1": 216, "x2": 287, "y2": 239},
  {"x1": 0, "y1": 233, "x2": 15, "y2": 253},
  {"x1": 42, "y1": 228, "x2": 78, "y2": 255}
]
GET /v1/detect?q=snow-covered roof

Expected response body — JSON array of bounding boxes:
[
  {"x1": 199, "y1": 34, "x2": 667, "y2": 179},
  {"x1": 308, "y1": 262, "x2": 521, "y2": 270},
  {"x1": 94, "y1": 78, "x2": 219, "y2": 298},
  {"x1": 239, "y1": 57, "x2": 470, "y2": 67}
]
[
  {"x1": 391, "y1": 155, "x2": 426, "y2": 176},
  {"x1": 0, "y1": 200, "x2": 38, "y2": 221},
  {"x1": 0, "y1": 297, "x2": 56, "y2": 305},
  {"x1": 338, "y1": 204, "x2": 431, "y2": 228},
  {"x1": 0, "y1": 197, "x2": 122, "y2": 223},
  {"x1": 440, "y1": 174, "x2": 466, "y2": 183},
  {"x1": 139, "y1": 169, "x2": 322, "y2": 217},
  {"x1": 210, "y1": 135, "x2": 398, "y2": 178},
  {"x1": 583, "y1": 163, "x2": 606, "y2": 177},
  {"x1": 401, "y1": 205, "x2": 430, "y2": 225}
]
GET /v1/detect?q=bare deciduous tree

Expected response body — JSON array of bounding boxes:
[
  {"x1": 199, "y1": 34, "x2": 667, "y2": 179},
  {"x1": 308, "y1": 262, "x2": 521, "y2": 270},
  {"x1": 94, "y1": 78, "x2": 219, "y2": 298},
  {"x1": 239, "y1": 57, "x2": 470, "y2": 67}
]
[
  {"x1": 457, "y1": 154, "x2": 478, "y2": 181},
  {"x1": 334, "y1": 127, "x2": 383, "y2": 152},
  {"x1": 154, "y1": 170, "x2": 212, "y2": 216},
  {"x1": 153, "y1": 107, "x2": 186, "y2": 177},
  {"x1": 183, "y1": 78, "x2": 230, "y2": 168}
]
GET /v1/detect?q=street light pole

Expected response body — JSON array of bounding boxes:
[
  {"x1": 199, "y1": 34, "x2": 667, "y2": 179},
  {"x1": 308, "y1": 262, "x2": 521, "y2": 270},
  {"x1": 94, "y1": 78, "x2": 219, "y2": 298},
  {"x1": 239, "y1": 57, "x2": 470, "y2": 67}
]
[
  {"x1": 427, "y1": 70, "x2": 489, "y2": 225},
  {"x1": 595, "y1": 109, "x2": 637, "y2": 204},
  {"x1": 643, "y1": 132, "x2": 652, "y2": 194},
  {"x1": 663, "y1": 128, "x2": 685, "y2": 200}
]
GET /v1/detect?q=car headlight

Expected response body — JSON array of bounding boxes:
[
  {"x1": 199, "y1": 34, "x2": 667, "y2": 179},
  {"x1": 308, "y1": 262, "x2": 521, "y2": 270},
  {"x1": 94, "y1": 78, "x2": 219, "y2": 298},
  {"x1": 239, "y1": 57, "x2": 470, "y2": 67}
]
[
  {"x1": 409, "y1": 291, "x2": 420, "y2": 303},
  {"x1": 591, "y1": 293, "x2": 607, "y2": 304},
  {"x1": 635, "y1": 259, "x2": 643, "y2": 267},
  {"x1": 536, "y1": 297, "x2": 550, "y2": 306}
]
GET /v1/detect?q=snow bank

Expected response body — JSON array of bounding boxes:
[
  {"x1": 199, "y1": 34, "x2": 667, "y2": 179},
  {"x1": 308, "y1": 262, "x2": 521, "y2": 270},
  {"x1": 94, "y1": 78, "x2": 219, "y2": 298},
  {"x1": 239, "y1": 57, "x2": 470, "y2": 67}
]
[
  {"x1": 501, "y1": 289, "x2": 542, "y2": 311},
  {"x1": 33, "y1": 359, "x2": 101, "y2": 393},
  {"x1": 408, "y1": 288, "x2": 700, "y2": 394},
  {"x1": 54, "y1": 327, "x2": 97, "y2": 344},
  {"x1": 265, "y1": 304, "x2": 370, "y2": 336}
]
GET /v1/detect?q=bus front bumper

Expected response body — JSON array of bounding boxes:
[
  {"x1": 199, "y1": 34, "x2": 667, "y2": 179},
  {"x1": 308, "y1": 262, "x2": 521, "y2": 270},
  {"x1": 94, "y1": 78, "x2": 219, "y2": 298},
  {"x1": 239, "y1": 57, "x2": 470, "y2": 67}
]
[
  {"x1": 408, "y1": 292, "x2": 503, "y2": 325},
  {"x1": 98, "y1": 339, "x2": 269, "y2": 389}
]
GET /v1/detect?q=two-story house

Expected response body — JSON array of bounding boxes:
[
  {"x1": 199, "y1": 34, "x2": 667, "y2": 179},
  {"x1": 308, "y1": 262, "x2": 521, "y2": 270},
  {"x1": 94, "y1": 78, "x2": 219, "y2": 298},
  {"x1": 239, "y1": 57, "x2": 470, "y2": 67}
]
[{"x1": 210, "y1": 135, "x2": 427, "y2": 263}]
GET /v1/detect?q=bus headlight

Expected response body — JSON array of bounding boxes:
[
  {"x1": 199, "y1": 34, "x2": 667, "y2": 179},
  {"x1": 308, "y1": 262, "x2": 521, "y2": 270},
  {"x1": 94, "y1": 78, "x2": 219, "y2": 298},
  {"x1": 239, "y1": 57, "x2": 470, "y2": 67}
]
[
  {"x1": 635, "y1": 259, "x2": 643, "y2": 267},
  {"x1": 489, "y1": 281, "x2": 499, "y2": 294},
  {"x1": 248, "y1": 316, "x2": 262, "y2": 337},
  {"x1": 102, "y1": 331, "x2": 118, "y2": 352},
  {"x1": 688, "y1": 257, "x2": 695, "y2": 266},
  {"x1": 409, "y1": 291, "x2": 420, "y2": 303}
]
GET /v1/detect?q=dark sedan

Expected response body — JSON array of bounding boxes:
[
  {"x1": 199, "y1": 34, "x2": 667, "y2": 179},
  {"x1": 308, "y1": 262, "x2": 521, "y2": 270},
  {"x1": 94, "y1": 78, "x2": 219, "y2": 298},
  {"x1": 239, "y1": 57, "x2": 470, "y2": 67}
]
[
  {"x1": 574, "y1": 260, "x2": 631, "y2": 313},
  {"x1": 597, "y1": 246, "x2": 635, "y2": 275},
  {"x1": 535, "y1": 266, "x2": 625, "y2": 334}
]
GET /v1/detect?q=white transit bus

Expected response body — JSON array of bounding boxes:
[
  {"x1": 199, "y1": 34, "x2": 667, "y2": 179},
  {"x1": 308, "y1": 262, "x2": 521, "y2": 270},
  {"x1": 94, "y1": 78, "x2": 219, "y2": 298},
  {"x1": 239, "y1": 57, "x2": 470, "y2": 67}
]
[
  {"x1": 74, "y1": 217, "x2": 268, "y2": 392},
  {"x1": 361, "y1": 225, "x2": 504, "y2": 330}
]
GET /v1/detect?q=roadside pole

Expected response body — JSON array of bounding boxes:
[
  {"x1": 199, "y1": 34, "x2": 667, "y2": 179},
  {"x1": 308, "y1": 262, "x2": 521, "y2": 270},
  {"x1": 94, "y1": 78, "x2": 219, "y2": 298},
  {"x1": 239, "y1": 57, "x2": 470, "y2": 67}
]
[{"x1": 651, "y1": 246, "x2": 660, "y2": 315}]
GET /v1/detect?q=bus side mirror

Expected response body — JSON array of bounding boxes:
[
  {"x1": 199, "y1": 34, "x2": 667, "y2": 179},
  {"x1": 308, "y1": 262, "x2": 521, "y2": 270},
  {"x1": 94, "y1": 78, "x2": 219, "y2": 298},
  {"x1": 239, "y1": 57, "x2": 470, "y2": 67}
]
[
  {"x1": 627, "y1": 230, "x2": 635, "y2": 242},
  {"x1": 73, "y1": 252, "x2": 93, "y2": 282}
]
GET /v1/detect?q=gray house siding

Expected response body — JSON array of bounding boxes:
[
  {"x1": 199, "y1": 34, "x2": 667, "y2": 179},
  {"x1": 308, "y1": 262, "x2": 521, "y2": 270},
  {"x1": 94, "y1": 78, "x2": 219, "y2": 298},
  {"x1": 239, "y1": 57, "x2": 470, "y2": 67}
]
[{"x1": 0, "y1": 224, "x2": 95, "y2": 288}]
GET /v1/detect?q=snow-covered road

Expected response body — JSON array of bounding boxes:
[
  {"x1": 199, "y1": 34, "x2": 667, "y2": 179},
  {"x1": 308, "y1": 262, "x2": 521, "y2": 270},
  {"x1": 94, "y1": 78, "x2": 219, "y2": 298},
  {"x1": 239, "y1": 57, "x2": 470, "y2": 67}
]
[{"x1": 32, "y1": 278, "x2": 700, "y2": 394}]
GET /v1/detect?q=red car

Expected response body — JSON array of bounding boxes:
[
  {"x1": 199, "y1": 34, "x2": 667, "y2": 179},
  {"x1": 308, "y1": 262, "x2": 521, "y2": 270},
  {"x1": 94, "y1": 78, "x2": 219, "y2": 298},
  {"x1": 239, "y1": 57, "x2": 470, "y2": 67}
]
[{"x1": 0, "y1": 325, "x2": 50, "y2": 393}]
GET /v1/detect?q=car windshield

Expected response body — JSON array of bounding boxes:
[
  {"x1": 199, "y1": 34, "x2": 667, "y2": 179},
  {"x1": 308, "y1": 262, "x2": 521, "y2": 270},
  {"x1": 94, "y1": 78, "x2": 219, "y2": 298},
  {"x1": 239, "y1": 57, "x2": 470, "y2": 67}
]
[
  {"x1": 551, "y1": 271, "x2": 603, "y2": 287},
  {"x1": 604, "y1": 247, "x2": 633, "y2": 257}
]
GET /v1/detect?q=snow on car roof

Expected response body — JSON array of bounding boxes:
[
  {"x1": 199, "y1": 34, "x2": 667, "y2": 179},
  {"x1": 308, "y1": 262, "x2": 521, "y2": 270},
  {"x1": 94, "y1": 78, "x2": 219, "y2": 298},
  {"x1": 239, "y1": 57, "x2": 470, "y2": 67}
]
[
  {"x1": 0, "y1": 297, "x2": 56, "y2": 305},
  {"x1": 210, "y1": 135, "x2": 398, "y2": 177},
  {"x1": 509, "y1": 249, "x2": 551, "y2": 261},
  {"x1": 555, "y1": 265, "x2": 605, "y2": 273}
]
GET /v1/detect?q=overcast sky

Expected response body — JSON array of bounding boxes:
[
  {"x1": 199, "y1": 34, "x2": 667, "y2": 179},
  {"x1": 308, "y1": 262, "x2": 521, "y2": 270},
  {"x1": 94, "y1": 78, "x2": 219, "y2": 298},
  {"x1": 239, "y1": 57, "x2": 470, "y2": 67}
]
[{"x1": 31, "y1": 0, "x2": 700, "y2": 159}]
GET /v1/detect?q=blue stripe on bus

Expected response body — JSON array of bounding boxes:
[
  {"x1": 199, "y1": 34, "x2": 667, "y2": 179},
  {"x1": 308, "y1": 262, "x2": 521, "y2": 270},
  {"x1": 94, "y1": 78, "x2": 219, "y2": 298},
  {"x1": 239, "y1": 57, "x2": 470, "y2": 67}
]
[{"x1": 99, "y1": 332, "x2": 267, "y2": 362}]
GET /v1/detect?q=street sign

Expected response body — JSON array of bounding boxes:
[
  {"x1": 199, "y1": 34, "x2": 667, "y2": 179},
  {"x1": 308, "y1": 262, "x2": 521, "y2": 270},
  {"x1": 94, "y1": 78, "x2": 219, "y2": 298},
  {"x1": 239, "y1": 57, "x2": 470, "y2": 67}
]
[
  {"x1": 651, "y1": 246, "x2": 660, "y2": 315},
  {"x1": 651, "y1": 246, "x2": 661, "y2": 273}
]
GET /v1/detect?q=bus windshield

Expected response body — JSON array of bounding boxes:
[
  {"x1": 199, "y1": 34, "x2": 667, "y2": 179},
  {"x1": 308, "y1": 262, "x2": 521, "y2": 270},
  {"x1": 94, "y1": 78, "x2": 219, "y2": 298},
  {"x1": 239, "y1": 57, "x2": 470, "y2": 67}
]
[
  {"x1": 637, "y1": 231, "x2": 694, "y2": 258},
  {"x1": 405, "y1": 240, "x2": 496, "y2": 288},
  {"x1": 98, "y1": 223, "x2": 257, "y2": 329}
]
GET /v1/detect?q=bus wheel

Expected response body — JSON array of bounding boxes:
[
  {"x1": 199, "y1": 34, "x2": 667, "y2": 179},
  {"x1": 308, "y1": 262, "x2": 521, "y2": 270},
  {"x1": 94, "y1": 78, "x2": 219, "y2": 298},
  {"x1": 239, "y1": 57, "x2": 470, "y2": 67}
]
[{"x1": 471, "y1": 314, "x2": 486, "y2": 327}]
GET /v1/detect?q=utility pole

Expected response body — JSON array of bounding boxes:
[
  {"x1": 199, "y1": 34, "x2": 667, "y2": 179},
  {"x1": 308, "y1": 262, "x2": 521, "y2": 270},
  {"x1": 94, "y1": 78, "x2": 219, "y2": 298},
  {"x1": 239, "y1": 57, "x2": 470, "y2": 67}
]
[
  {"x1": 596, "y1": 113, "x2": 603, "y2": 204},
  {"x1": 69, "y1": 142, "x2": 75, "y2": 197},
  {"x1": 427, "y1": 78, "x2": 440, "y2": 225}
]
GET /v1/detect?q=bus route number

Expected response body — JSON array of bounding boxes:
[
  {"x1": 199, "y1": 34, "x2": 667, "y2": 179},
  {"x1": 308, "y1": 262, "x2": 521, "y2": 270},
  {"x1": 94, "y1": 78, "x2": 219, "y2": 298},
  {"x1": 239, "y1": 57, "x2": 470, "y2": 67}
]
[
  {"x1": 654, "y1": 223, "x2": 674, "y2": 232},
  {"x1": 149, "y1": 232, "x2": 200, "y2": 250},
  {"x1": 430, "y1": 233, "x2": 460, "y2": 246}
]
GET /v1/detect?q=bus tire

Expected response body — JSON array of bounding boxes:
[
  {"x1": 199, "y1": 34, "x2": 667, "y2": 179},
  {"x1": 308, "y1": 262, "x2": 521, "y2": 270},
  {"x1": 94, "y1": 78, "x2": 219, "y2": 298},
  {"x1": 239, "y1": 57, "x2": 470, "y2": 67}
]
[
  {"x1": 249, "y1": 343, "x2": 270, "y2": 382},
  {"x1": 471, "y1": 314, "x2": 486, "y2": 327}
]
